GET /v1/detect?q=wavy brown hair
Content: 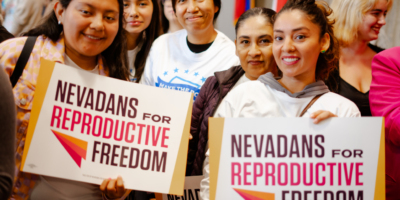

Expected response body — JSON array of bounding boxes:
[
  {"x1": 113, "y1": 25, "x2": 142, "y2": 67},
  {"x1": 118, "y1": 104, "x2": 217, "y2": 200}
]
[{"x1": 275, "y1": 0, "x2": 339, "y2": 81}]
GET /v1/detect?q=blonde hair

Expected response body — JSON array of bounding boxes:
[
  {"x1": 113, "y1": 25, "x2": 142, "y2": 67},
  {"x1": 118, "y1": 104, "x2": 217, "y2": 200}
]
[{"x1": 329, "y1": 0, "x2": 392, "y2": 46}]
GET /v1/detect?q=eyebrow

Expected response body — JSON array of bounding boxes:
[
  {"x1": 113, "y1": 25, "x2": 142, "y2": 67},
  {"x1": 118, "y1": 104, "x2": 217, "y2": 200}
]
[
  {"x1": 238, "y1": 34, "x2": 272, "y2": 39},
  {"x1": 79, "y1": 3, "x2": 119, "y2": 13},
  {"x1": 260, "y1": 34, "x2": 273, "y2": 39},
  {"x1": 274, "y1": 27, "x2": 310, "y2": 32}
]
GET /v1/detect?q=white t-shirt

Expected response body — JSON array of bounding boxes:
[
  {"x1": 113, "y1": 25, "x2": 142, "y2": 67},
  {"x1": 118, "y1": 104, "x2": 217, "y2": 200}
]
[
  {"x1": 212, "y1": 74, "x2": 250, "y2": 116},
  {"x1": 65, "y1": 54, "x2": 100, "y2": 74},
  {"x1": 128, "y1": 44, "x2": 142, "y2": 82},
  {"x1": 140, "y1": 29, "x2": 240, "y2": 100}
]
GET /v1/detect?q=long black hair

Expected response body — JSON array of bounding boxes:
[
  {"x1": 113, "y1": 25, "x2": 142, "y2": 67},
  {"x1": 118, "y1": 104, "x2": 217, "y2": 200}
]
[
  {"x1": 160, "y1": 0, "x2": 169, "y2": 34},
  {"x1": 24, "y1": 0, "x2": 130, "y2": 81},
  {"x1": 133, "y1": 0, "x2": 162, "y2": 82}
]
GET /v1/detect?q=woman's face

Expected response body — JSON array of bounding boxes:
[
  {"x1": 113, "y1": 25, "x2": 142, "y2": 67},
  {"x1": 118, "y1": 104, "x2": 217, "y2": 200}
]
[
  {"x1": 123, "y1": 0, "x2": 153, "y2": 35},
  {"x1": 57, "y1": 0, "x2": 120, "y2": 57},
  {"x1": 358, "y1": 0, "x2": 388, "y2": 42},
  {"x1": 236, "y1": 16, "x2": 276, "y2": 80},
  {"x1": 175, "y1": 0, "x2": 218, "y2": 33},
  {"x1": 273, "y1": 9, "x2": 329, "y2": 80},
  {"x1": 163, "y1": 0, "x2": 178, "y2": 22}
]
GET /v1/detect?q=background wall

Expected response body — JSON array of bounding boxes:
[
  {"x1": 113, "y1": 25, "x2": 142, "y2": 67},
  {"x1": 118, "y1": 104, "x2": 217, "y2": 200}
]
[
  {"x1": 215, "y1": 0, "x2": 237, "y2": 41},
  {"x1": 215, "y1": 0, "x2": 399, "y2": 48}
]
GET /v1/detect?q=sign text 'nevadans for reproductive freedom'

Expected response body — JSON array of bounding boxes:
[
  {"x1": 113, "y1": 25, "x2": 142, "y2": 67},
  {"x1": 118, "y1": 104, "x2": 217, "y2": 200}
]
[
  {"x1": 21, "y1": 59, "x2": 192, "y2": 195},
  {"x1": 209, "y1": 118, "x2": 385, "y2": 200}
]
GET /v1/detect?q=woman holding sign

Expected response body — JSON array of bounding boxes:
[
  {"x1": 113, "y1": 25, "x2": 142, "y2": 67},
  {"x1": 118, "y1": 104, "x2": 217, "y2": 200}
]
[
  {"x1": 188, "y1": 7, "x2": 277, "y2": 177},
  {"x1": 201, "y1": 0, "x2": 361, "y2": 199},
  {"x1": 0, "y1": 0, "x2": 130, "y2": 199}
]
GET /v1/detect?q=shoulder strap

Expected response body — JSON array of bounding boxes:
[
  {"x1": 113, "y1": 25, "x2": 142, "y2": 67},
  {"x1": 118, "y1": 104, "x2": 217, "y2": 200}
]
[
  {"x1": 299, "y1": 94, "x2": 324, "y2": 117},
  {"x1": 10, "y1": 36, "x2": 38, "y2": 88}
]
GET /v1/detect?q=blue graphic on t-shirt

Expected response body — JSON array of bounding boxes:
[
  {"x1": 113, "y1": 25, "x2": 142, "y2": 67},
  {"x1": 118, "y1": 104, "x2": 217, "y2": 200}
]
[
  {"x1": 155, "y1": 68, "x2": 206, "y2": 100},
  {"x1": 129, "y1": 69, "x2": 137, "y2": 82}
]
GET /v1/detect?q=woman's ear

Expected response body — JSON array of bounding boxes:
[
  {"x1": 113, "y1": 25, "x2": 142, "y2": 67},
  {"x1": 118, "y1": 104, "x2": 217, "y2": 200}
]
[
  {"x1": 321, "y1": 32, "x2": 330, "y2": 52},
  {"x1": 235, "y1": 39, "x2": 238, "y2": 56},
  {"x1": 54, "y1": 2, "x2": 66, "y2": 25},
  {"x1": 214, "y1": 5, "x2": 219, "y2": 14}
]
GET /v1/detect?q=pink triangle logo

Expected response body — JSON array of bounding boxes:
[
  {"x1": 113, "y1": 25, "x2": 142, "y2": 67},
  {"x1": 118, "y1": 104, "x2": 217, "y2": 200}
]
[
  {"x1": 233, "y1": 188, "x2": 275, "y2": 200},
  {"x1": 52, "y1": 130, "x2": 88, "y2": 168}
]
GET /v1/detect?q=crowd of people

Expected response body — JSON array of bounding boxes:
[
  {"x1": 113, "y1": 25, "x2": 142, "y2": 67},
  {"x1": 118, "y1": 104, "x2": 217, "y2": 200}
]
[{"x1": 0, "y1": 0, "x2": 399, "y2": 199}]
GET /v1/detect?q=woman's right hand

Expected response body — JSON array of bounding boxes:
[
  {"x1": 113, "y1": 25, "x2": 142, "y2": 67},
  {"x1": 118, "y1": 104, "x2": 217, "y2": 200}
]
[
  {"x1": 310, "y1": 110, "x2": 337, "y2": 124},
  {"x1": 100, "y1": 176, "x2": 126, "y2": 199}
]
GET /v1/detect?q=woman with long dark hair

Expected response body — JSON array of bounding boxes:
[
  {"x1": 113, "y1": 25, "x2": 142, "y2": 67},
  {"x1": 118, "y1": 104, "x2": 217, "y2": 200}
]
[
  {"x1": 124, "y1": 0, "x2": 162, "y2": 82},
  {"x1": 0, "y1": 0, "x2": 130, "y2": 199},
  {"x1": 200, "y1": 0, "x2": 361, "y2": 199}
]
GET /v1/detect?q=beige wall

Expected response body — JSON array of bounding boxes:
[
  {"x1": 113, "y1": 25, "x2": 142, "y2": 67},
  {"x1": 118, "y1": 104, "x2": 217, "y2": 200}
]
[
  {"x1": 216, "y1": 0, "x2": 399, "y2": 48},
  {"x1": 215, "y1": 0, "x2": 236, "y2": 41}
]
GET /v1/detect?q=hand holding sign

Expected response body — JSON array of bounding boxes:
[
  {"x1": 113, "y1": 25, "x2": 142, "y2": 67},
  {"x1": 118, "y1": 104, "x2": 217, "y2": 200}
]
[
  {"x1": 310, "y1": 110, "x2": 338, "y2": 124},
  {"x1": 100, "y1": 176, "x2": 126, "y2": 199},
  {"x1": 21, "y1": 59, "x2": 193, "y2": 195}
]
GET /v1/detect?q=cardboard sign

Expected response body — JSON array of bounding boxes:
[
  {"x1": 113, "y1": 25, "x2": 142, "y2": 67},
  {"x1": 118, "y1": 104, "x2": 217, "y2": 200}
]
[
  {"x1": 155, "y1": 176, "x2": 203, "y2": 200},
  {"x1": 209, "y1": 118, "x2": 385, "y2": 200},
  {"x1": 21, "y1": 59, "x2": 193, "y2": 195}
]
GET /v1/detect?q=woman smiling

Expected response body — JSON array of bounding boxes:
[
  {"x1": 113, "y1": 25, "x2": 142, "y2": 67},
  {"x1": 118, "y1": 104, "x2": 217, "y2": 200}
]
[
  {"x1": 214, "y1": 0, "x2": 360, "y2": 120},
  {"x1": 0, "y1": 0, "x2": 130, "y2": 199},
  {"x1": 123, "y1": 0, "x2": 161, "y2": 82},
  {"x1": 326, "y1": 0, "x2": 392, "y2": 116},
  {"x1": 200, "y1": 2, "x2": 361, "y2": 198},
  {"x1": 140, "y1": 0, "x2": 239, "y2": 101},
  {"x1": 194, "y1": 8, "x2": 277, "y2": 199}
]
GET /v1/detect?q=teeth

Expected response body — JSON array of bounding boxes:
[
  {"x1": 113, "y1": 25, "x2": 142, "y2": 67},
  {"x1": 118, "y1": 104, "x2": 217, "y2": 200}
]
[
  {"x1": 87, "y1": 35, "x2": 100, "y2": 40},
  {"x1": 283, "y1": 58, "x2": 299, "y2": 62}
]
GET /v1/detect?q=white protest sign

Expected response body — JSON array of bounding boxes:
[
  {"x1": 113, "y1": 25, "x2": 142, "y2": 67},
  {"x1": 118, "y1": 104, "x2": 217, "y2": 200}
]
[
  {"x1": 209, "y1": 118, "x2": 385, "y2": 200},
  {"x1": 21, "y1": 59, "x2": 192, "y2": 195}
]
